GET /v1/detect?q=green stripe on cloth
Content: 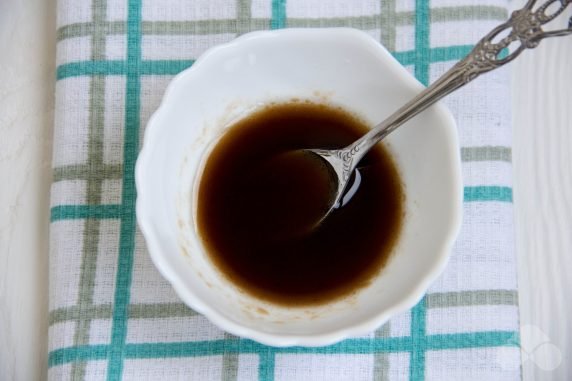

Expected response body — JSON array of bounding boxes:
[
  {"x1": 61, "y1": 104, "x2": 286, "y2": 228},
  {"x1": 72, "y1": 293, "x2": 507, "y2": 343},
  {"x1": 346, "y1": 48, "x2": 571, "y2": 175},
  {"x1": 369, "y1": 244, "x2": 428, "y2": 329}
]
[
  {"x1": 236, "y1": 0, "x2": 254, "y2": 36},
  {"x1": 221, "y1": 333, "x2": 240, "y2": 381},
  {"x1": 48, "y1": 331, "x2": 519, "y2": 366},
  {"x1": 128, "y1": 302, "x2": 198, "y2": 319},
  {"x1": 71, "y1": 38, "x2": 108, "y2": 376},
  {"x1": 379, "y1": 0, "x2": 398, "y2": 52},
  {"x1": 53, "y1": 163, "x2": 123, "y2": 182},
  {"x1": 373, "y1": 323, "x2": 391, "y2": 381},
  {"x1": 286, "y1": 13, "x2": 412, "y2": 29},
  {"x1": 50, "y1": 305, "x2": 113, "y2": 325},
  {"x1": 57, "y1": 21, "x2": 126, "y2": 41},
  {"x1": 47, "y1": 289, "x2": 518, "y2": 326},
  {"x1": 55, "y1": 6, "x2": 508, "y2": 42},
  {"x1": 142, "y1": 19, "x2": 269, "y2": 34},
  {"x1": 49, "y1": 303, "x2": 197, "y2": 325},
  {"x1": 426, "y1": 290, "x2": 518, "y2": 308},
  {"x1": 107, "y1": 0, "x2": 142, "y2": 378},
  {"x1": 464, "y1": 186, "x2": 513, "y2": 202},
  {"x1": 461, "y1": 146, "x2": 511, "y2": 162},
  {"x1": 47, "y1": 289, "x2": 516, "y2": 326},
  {"x1": 431, "y1": 6, "x2": 507, "y2": 23}
]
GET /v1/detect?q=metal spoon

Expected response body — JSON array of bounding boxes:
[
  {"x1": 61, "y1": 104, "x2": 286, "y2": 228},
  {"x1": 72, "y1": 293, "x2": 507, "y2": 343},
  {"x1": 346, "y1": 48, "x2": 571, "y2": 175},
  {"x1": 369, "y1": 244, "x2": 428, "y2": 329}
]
[{"x1": 307, "y1": 0, "x2": 571, "y2": 219}]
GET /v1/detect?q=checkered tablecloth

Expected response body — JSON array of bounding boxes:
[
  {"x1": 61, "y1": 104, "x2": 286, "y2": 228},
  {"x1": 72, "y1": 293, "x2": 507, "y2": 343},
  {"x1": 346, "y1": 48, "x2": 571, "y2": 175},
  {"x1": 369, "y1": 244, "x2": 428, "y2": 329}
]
[{"x1": 49, "y1": 0, "x2": 521, "y2": 380}]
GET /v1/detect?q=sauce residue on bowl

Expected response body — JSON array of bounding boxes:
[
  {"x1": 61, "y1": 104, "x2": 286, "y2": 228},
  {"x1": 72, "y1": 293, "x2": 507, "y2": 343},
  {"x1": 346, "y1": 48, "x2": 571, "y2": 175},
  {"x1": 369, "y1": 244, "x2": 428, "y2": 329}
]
[{"x1": 196, "y1": 102, "x2": 404, "y2": 306}]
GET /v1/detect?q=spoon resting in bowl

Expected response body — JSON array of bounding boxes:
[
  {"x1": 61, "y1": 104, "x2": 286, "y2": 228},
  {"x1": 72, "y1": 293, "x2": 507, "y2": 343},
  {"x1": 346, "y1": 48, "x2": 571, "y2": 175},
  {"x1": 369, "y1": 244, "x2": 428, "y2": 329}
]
[{"x1": 293, "y1": 0, "x2": 572, "y2": 226}]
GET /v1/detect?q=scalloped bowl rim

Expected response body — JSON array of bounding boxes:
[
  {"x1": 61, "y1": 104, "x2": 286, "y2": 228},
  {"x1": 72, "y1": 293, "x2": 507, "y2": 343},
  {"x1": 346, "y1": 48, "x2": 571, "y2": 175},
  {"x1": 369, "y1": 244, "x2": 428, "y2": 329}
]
[{"x1": 135, "y1": 28, "x2": 463, "y2": 347}]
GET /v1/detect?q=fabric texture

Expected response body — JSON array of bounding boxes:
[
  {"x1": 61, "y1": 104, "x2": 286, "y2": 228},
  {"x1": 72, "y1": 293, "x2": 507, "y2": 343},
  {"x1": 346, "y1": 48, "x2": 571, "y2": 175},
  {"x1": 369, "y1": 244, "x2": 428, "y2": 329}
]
[{"x1": 49, "y1": 0, "x2": 521, "y2": 380}]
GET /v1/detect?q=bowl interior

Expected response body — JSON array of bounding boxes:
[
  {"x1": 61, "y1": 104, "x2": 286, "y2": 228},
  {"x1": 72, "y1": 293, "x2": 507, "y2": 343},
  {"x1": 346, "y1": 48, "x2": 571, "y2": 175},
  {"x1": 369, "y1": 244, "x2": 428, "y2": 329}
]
[{"x1": 136, "y1": 28, "x2": 462, "y2": 346}]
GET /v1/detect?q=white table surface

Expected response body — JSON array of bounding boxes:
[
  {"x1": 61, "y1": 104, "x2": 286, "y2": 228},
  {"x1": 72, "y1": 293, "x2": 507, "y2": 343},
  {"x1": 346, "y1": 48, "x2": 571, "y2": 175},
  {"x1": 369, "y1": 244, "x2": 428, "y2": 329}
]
[
  {"x1": 0, "y1": 1, "x2": 570, "y2": 380},
  {"x1": 510, "y1": 2, "x2": 572, "y2": 379}
]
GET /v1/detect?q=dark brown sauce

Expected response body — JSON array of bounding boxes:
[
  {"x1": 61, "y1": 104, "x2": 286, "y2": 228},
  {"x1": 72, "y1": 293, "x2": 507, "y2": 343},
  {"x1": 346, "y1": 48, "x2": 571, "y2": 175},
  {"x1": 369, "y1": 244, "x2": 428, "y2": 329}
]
[{"x1": 197, "y1": 102, "x2": 404, "y2": 306}]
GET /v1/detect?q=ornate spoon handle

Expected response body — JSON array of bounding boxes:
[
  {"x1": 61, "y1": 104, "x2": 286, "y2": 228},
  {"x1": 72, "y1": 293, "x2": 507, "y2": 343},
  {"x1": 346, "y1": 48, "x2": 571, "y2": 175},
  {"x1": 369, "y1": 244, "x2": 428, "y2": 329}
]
[{"x1": 338, "y1": 0, "x2": 572, "y2": 181}]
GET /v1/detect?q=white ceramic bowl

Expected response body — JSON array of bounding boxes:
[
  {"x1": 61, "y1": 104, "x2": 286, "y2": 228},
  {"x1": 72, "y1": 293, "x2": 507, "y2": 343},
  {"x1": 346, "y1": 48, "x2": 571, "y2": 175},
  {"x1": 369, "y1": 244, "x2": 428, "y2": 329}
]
[{"x1": 135, "y1": 28, "x2": 462, "y2": 347}]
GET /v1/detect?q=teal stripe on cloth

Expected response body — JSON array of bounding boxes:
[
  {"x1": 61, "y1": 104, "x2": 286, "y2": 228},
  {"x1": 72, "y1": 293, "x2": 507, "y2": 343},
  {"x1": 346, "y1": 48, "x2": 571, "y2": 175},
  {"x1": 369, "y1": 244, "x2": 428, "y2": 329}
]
[
  {"x1": 392, "y1": 50, "x2": 418, "y2": 66},
  {"x1": 57, "y1": 60, "x2": 195, "y2": 80},
  {"x1": 259, "y1": 351, "x2": 276, "y2": 381},
  {"x1": 414, "y1": 0, "x2": 430, "y2": 87},
  {"x1": 429, "y1": 45, "x2": 473, "y2": 63},
  {"x1": 410, "y1": 1, "x2": 431, "y2": 378},
  {"x1": 464, "y1": 186, "x2": 513, "y2": 202},
  {"x1": 56, "y1": 60, "x2": 127, "y2": 78},
  {"x1": 271, "y1": 0, "x2": 287, "y2": 29},
  {"x1": 50, "y1": 205, "x2": 122, "y2": 221},
  {"x1": 410, "y1": 299, "x2": 427, "y2": 381},
  {"x1": 107, "y1": 0, "x2": 142, "y2": 379},
  {"x1": 48, "y1": 331, "x2": 519, "y2": 366},
  {"x1": 140, "y1": 60, "x2": 195, "y2": 74},
  {"x1": 50, "y1": 345, "x2": 109, "y2": 365},
  {"x1": 55, "y1": 46, "x2": 474, "y2": 80}
]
